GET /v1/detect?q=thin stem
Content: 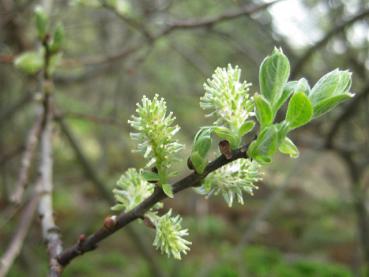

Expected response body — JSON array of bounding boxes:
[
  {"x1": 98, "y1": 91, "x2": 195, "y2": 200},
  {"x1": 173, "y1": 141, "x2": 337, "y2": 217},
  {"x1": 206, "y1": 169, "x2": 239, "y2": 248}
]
[{"x1": 0, "y1": 193, "x2": 40, "y2": 277}]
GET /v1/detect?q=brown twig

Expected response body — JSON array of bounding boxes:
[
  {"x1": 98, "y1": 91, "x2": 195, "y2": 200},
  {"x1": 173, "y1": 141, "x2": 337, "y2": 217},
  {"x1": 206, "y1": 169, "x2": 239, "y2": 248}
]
[{"x1": 57, "y1": 144, "x2": 249, "y2": 267}]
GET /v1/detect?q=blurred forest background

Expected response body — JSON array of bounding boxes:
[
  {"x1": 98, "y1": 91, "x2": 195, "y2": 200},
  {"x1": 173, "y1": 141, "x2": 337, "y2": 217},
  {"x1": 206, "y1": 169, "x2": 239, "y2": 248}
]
[{"x1": 1, "y1": 0, "x2": 369, "y2": 276}]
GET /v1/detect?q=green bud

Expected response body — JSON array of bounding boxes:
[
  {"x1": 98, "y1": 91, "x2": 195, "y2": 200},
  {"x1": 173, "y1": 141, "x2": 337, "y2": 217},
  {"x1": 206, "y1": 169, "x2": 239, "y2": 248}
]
[
  {"x1": 34, "y1": 6, "x2": 48, "y2": 40},
  {"x1": 190, "y1": 127, "x2": 212, "y2": 174},
  {"x1": 254, "y1": 94, "x2": 273, "y2": 129},
  {"x1": 14, "y1": 51, "x2": 44, "y2": 74},
  {"x1": 50, "y1": 23, "x2": 64, "y2": 53},
  {"x1": 239, "y1": 120, "x2": 255, "y2": 137},
  {"x1": 279, "y1": 137, "x2": 299, "y2": 158},
  {"x1": 286, "y1": 91, "x2": 313, "y2": 129}
]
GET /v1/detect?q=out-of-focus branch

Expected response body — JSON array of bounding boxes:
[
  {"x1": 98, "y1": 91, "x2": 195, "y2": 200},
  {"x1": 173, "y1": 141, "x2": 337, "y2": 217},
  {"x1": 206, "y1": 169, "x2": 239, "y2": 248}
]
[
  {"x1": 291, "y1": 8, "x2": 369, "y2": 78},
  {"x1": 59, "y1": 111, "x2": 123, "y2": 128},
  {"x1": 0, "y1": 145, "x2": 24, "y2": 168},
  {"x1": 335, "y1": 149, "x2": 369, "y2": 271},
  {"x1": 57, "y1": 0, "x2": 281, "y2": 68},
  {"x1": 100, "y1": 0, "x2": 153, "y2": 40},
  {"x1": 170, "y1": 42, "x2": 210, "y2": 76},
  {"x1": 325, "y1": 82, "x2": 369, "y2": 148},
  {"x1": 0, "y1": 193, "x2": 40, "y2": 277},
  {"x1": 159, "y1": 0, "x2": 282, "y2": 37},
  {"x1": 56, "y1": 116, "x2": 113, "y2": 201},
  {"x1": 0, "y1": 92, "x2": 33, "y2": 126},
  {"x1": 10, "y1": 111, "x2": 43, "y2": 204}
]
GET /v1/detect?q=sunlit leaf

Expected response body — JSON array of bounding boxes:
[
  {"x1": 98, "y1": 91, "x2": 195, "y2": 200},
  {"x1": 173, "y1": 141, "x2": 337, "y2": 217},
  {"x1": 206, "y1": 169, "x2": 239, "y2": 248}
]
[{"x1": 286, "y1": 92, "x2": 313, "y2": 129}]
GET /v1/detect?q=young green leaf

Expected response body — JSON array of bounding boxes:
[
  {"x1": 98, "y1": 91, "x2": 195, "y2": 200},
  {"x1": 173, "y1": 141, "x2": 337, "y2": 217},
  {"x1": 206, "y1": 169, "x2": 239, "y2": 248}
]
[
  {"x1": 239, "y1": 120, "x2": 255, "y2": 137},
  {"x1": 254, "y1": 94, "x2": 273, "y2": 128},
  {"x1": 213, "y1": 126, "x2": 239, "y2": 149},
  {"x1": 286, "y1": 92, "x2": 313, "y2": 129},
  {"x1": 313, "y1": 94, "x2": 353, "y2": 118},
  {"x1": 142, "y1": 171, "x2": 160, "y2": 182},
  {"x1": 192, "y1": 128, "x2": 212, "y2": 157},
  {"x1": 190, "y1": 151, "x2": 207, "y2": 174},
  {"x1": 247, "y1": 125, "x2": 279, "y2": 164},
  {"x1": 48, "y1": 53, "x2": 63, "y2": 75},
  {"x1": 14, "y1": 51, "x2": 44, "y2": 74},
  {"x1": 309, "y1": 69, "x2": 354, "y2": 117},
  {"x1": 273, "y1": 81, "x2": 296, "y2": 112},
  {"x1": 279, "y1": 137, "x2": 299, "y2": 158},
  {"x1": 190, "y1": 128, "x2": 212, "y2": 174},
  {"x1": 309, "y1": 69, "x2": 352, "y2": 105},
  {"x1": 162, "y1": 183, "x2": 174, "y2": 198},
  {"x1": 259, "y1": 48, "x2": 290, "y2": 107},
  {"x1": 295, "y1": 78, "x2": 310, "y2": 95}
]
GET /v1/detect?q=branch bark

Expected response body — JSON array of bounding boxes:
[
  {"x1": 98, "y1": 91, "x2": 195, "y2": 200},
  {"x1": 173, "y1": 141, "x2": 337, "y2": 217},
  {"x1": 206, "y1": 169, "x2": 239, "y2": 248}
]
[
  {"x1": 37, "y1": 92, "x2": 63, "y2": 277},
  {"x1": 57, "y1": 144, "x2": 249, "y2": 267},
  {"x1": 291, "y1": 8, "x2": 369, "y2": 78}
]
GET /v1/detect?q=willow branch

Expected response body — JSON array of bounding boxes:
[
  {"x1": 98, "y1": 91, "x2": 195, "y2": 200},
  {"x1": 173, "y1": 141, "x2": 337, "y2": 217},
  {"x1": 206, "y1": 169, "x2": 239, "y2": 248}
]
[
  {"x1": 0, "y1": 193, "x2": 40, "y2": 277},
  {"x1": 291, "y1": 8, "x2": 369, "y2": 78},
  {"x1": 37, "y1": 92, "x2": 63, "y2": 277},
  {"x1": 57, "y1": 144, "x2": 249, "y2": 267},
  {"x1": 55, "y1": 116, "x2": 166, "y2": 277},
  {"x1": 36, "y1": 10, "x2": 63, "y2": 273}
]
